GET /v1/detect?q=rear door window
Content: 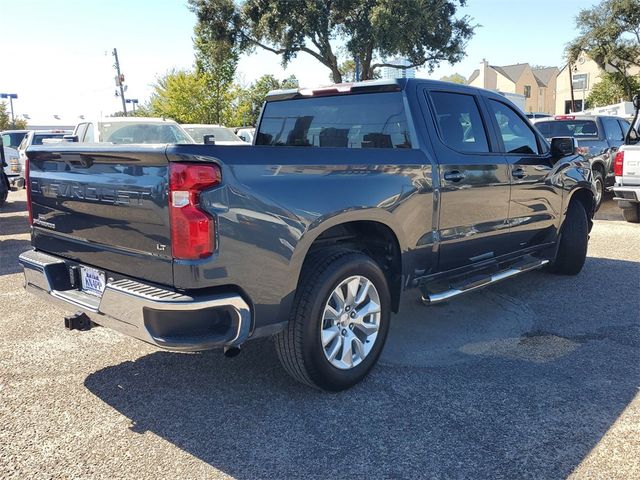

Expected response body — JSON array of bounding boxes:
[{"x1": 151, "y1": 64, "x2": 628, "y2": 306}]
[
  {"x1": 256, "y1": 92, "x2": 412, "y2": 148},
  {"x1": 488, "y1": 100, "x2": 540, "y2": 154},
  {"x1": 602, "y1": 117, "x2": 624, "y2": 142},
  {"x1": 429, "y1": 91, "x2": 490, "y2": 153}
]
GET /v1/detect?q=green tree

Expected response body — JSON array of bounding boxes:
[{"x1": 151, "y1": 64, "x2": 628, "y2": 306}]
[
  {"x1": 439, "y1": 73, "x2": 466, "y2": 84},
  {"x1": 193, "y1": 22, "x2": 238, "y2": 124},
  {"x1": 587, "y1": 72, "x2": 640, "y2": 107},
  {"x1": 0, "y1": 102, "x2": 27, "y2": 130},
  {"x1": 567, "y1": 0, "x2": 640, "y2": 101},
  {"x1": 337, "y1": 59, "x2": 381, "y2": 82},
  {"x1": 189, "y1": 0, "x2": 475, "y2": 82},
  {"x1": 228, "y1": 74, "x2": 300, "y2": 126},
  {"x1": 149, "y1": 69, "x2": 233, "y2": 124}
]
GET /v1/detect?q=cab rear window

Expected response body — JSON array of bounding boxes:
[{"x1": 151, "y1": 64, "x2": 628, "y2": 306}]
[
  {"x1": 32, "y1": 134, "x2": 65, "y2": 145},
  {"x1": 256, "y1": 92, "x2": 412, "y2": 149},
  {"x1": 535, "y1": 120, "x2": 598, "y2": 138}
]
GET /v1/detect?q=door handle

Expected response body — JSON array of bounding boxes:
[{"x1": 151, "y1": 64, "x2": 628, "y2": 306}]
[
  {"x1": 512, "y1": 168, "x2": 526, "y2": 179},
  {"x1": 444, "y1": 171, "x2": 465, "y2": 182}
]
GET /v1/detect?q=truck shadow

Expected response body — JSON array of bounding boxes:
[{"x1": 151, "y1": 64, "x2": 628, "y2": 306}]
[
  {"x1": 84, "y1": 256, "x2": 639, "y2": 479},
  {"x1": 1, "y1": 198, "x2": 27, "y2": 214},
  {"x1": 0, "y1": 239, "x2": 31, "y2": 275}
]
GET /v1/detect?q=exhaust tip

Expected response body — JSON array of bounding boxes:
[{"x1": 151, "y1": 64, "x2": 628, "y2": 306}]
[{"x1": 223, "y1": 346, "x2": 241, "y2": 358}]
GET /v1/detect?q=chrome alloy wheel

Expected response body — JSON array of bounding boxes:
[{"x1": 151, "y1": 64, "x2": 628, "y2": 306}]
[
  {"x1": 594, "y1": 176, "x2": 603, "y2": 206},
  {"x1": 320, "y1": 275, "x2": 381, "y2": 370}
]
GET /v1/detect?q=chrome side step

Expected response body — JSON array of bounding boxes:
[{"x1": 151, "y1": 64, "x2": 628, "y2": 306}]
[{"x1": 421, "y1": 259, "x2": 549, "y2": 305}]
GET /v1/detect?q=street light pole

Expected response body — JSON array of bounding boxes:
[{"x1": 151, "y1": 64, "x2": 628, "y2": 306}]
[{"x1": 0, "y1": 93, "x2": 18, "y2": 127}]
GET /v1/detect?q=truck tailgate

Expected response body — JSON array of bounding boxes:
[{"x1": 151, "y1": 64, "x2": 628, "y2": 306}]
[
  {"x1": 619, "y1": 146, "x2": 640, "y2": 186},
  {"x1": 27, "y1": 145, "x2": 173, "y2": 285}
]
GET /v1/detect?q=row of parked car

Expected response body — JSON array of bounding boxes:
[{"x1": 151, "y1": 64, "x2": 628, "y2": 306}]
[
  {"x1": 529, "y1": 114, "x2": 637, "y2": 211},
  {"x1": 0, "y1": 120, "x2": 256, "y2": 206}
]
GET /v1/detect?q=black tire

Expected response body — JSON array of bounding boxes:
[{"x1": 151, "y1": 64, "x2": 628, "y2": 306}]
[
  {"x1": 548, "y1": 200, "x2": 589, "y2": 275},
  {"x1": 0, "y1": 189, "x2": 7, "y2": 208},
  {"x1": 593, "y1": 169, "x2": 604, "y2": 211},
  {"x1": 275, "y1": 249, "x2": 391, "y2": 391},
  {"x1": 622, "y1": 205, "x2": 640, "y2": 223}
]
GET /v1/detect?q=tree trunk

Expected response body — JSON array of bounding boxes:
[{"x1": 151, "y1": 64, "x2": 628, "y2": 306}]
[{"x1": 360, "y1": 49, "x2": 373, "y2": 80}]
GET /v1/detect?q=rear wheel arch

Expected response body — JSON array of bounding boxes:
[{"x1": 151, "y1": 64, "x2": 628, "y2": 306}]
[
  {"x1": 295, "y1": 220, "x2": 404, "y2": 313},
  {"x1": 591, "y1": 160, "x2": 606, "y2": 177}
]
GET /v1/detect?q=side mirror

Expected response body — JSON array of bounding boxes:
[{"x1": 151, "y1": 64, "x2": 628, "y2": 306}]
[
  {"x1": 63, "y1": 135, "x2": 79, "y2": 143},
  {"x1": 633, "y1": 93, "x2": 640, "y2": 110},
  {"x1": 203, "y1": 134, "x2": 216, "y2": 145},
  {"x1": 550, "y1": 136, "x2": 576, "y2": 158}
]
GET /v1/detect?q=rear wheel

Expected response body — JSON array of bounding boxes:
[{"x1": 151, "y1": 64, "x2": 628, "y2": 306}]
[
  {"x1": 622, "y1": 205, "x2": 640, "y2": 223},
  {"x1": 593, "y1": 170, "x2": 604, "y2": 211},
  {"x1": 275, "y1": 249, "x2": 391, "y2": 391},
  {"x1": 548, "y1": 200, "x2": 589, "y2": 275}
]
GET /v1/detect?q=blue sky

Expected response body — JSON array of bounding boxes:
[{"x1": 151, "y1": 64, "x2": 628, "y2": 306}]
[{"x1": 0, "y1": 0, "x2": 596, "y2": 121}]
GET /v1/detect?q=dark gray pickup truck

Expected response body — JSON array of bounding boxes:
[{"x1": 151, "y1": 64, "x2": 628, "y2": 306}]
[
  {"x1": 534, "y1": 115, "x2": 633, "y2": 209},
  {"x1": 20, "y1": 79, "x2": 596, "y2": 390}
]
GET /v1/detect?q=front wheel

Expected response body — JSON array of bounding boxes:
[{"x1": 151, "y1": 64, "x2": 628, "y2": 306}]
[
  {"x1": 548, "y1": 200, "x2": 589, "y2": 275},
  {"x1": 275, "y1": 249, "x2": 391, "y2": 391}
]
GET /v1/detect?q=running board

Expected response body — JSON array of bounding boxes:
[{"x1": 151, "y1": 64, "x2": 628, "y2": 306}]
[{"x1": 421, "y1": 259, "x2": 549, "y2": 305}]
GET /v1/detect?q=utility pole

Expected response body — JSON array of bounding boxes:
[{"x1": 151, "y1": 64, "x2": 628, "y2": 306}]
[
  {"x1": 568, "y1": 62, "x2": 576, "y2": 114},
  {"x1": 355, "y1": 57, "x2": 361, "y2": 82},
  {"x1": 113, "y1": 48, "x2": 127, "y2": 116}
]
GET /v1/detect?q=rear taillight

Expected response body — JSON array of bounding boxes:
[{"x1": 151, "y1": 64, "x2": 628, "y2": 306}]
[
  {"x1": 25, "y1": 158, "x2": 32, "y2": 225},
  {"x1": 169, "y1": 163, "x2": 221, "y2": 260},
  {"x1": 614, "y1": 151, "x2": 624, "y2": 176}
]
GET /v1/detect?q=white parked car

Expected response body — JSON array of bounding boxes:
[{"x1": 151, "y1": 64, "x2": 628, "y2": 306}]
[
  {"x1": 17, "y1": 130, "x2": 70, "y2": 184},
  {"x1": 236, "y1": 127, "x2": 255, "y2": 144},
  {"x1": 70, "y1": 117, "x2": 194, "y2": 144},
  {"x1": 613, "y1": 95, "x2": 640, "y2": 223},
  {"x1": 182, "y1": 124, "x2": 248, "y2": 145}
]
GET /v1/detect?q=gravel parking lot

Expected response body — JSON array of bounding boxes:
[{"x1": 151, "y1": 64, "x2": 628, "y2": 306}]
[{"x1": 1, "y1": 189, "x2": 639, "y2": 479}]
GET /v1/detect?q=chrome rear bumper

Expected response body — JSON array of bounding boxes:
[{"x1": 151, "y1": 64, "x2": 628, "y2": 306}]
[{"x1": 19, "y1": 249, "x2": 252, "y2": 352}]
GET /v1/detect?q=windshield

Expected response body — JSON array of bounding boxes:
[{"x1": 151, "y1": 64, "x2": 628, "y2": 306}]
[
  {"x1": 535, "y1": 120, "x2": 598, "y2": 138},
  {"x1": 32, "y1": 133, "x2": 66, "y2": 145},
  {"x1": 184, "y1": 126, "x2": 241, "y2": 143},
  {"x1": 99, "y1": 122, "x2": 193, "y2": 144},
  {"x1": 1, "y1": 132, "x2": 28, "y2": 149}
]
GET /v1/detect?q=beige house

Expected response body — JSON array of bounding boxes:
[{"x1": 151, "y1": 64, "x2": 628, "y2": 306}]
[
  {"x1": 555, "y1": 53, "x2": 640, "y2": 114},
  {"x1": 468, "y1": 60, "x2": 558, "y2": 114}
]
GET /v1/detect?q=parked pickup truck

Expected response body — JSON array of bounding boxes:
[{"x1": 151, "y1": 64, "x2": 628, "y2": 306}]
[
  {"x1": 19, "y1": 79, "x2": 596, "y2": 391},
  {"x1": 613, "y1": 94, "x2": 640, "y2": 223},
  {"x1": 534, "y1": 115, "x2": 632, "y2": 209}
]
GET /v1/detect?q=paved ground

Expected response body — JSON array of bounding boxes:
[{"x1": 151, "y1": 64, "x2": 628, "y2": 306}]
[{"x1": 1, "y1": 189, "x2": 638, "y2": 479}]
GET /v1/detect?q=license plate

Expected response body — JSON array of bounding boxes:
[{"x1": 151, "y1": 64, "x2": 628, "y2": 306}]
[{"x1": 80, "y1": 266, "x2": 106, "y2": 297}]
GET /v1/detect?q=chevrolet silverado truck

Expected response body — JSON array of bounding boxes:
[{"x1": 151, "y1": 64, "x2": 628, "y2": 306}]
[
  {"x1": 613, "y1": 94, "x2": 640, "y2": 223},
  {"x1": 19, "y1": 79, "x2": 596, "y2": 391}
]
